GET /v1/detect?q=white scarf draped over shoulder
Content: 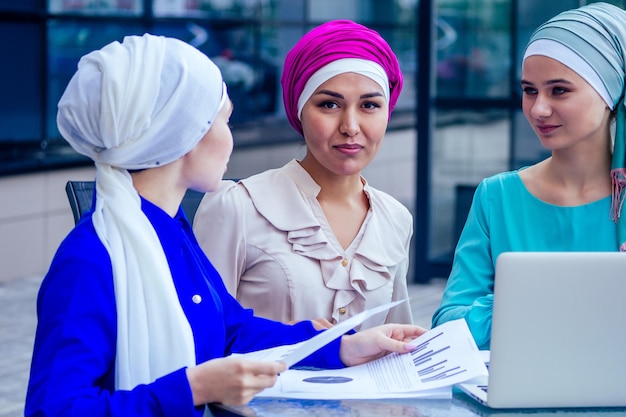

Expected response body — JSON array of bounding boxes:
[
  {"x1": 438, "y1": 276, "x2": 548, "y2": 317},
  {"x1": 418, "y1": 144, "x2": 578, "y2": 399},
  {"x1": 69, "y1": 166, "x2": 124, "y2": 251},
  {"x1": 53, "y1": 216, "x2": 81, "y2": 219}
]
[{"x1": 57, "y1": 34, "x2": 227, "y2": 389}]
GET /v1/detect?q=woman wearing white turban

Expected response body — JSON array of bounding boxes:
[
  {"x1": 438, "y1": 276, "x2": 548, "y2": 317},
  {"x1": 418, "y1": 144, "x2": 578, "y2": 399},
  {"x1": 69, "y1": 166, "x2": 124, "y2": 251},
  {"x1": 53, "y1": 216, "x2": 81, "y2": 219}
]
[
  {"x1": 433, "y1": 2, "x2": 626, "y2": 350},
  {"x1": 25, "y1": 34, "x2": 426, "y2": 416}
]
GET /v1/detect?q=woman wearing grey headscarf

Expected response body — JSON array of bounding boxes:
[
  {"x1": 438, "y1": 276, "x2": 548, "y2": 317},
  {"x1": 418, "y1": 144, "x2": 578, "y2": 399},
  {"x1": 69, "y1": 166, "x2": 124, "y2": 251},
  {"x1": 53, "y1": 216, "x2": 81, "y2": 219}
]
[
  {"x1": 433, "y1": 2, "x2": 626, "y2": 350},
  {"x1": 25, "y1": 34, "x2": 426, "y2": 416}
]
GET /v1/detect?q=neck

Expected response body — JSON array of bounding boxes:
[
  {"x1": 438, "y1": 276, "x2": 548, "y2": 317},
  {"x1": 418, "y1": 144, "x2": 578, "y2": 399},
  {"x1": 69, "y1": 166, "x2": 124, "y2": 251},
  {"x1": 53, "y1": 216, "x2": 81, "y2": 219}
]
[
  {"x1": 130, "y1": 164, "x2": 186, "y2": 217},
  {"x1": 298, "y1": 158, "x2": 364, "y2": 201}
]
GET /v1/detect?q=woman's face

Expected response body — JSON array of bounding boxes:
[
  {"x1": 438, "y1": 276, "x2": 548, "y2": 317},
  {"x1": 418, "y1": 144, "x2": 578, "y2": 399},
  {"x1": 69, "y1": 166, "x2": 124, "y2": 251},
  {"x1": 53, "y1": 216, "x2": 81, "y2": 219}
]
[
  {"x1": 299, "y1": 72, "x2": 389, "y2": 178},
  {"x1": 182, "y1": 98, "x2": 234, "y2": 192},
  {"x1": 521, "y1": 55, "x2": 612, "y2": 153}
]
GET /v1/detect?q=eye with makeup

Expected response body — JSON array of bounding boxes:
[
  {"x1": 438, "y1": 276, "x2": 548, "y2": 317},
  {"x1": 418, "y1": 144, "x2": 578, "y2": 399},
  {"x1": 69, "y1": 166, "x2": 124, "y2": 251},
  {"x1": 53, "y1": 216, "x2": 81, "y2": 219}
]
[
  {"x1": 550, "y1": 86, "x2": 569, "y2": 96},
  {"x1": 317, "y1": 100, "x2": 340, "y2": 110},
  {"x1": 521, "y1": 85, "x2": 569, "y2": 97},
  {"x1": 362, "y1": 100, "x2": 383, "y2": 110}
]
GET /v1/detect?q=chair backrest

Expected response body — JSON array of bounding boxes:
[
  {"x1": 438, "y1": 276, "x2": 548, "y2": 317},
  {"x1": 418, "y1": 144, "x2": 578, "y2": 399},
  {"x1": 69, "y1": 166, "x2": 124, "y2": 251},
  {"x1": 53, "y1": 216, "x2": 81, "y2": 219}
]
[
  {"x1": 65, "y1": 180, "x2": 207, "y2": 225},
  {"x1": 65, "y1": 180, "x2": 95, "y2": 225}
]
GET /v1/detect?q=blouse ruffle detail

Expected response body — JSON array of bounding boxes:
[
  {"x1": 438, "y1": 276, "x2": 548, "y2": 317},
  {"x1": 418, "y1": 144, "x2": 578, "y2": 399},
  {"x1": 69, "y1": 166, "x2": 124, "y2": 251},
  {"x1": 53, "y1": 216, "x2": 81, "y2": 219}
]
[{"x1": 240, "y1": 160, "x2": 407, "y2": 322}]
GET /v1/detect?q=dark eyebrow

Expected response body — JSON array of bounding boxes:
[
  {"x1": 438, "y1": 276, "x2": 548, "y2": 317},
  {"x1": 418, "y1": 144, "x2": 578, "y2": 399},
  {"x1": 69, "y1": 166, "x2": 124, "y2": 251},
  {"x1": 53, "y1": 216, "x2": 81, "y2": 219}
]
[
  {"x1": 360, "y1": 92, "x2": 385, "y2": 99},
  {"x1": 313, "y1": 90, "x2": 385, "y2": 99},
  {"x1": 520, "y1": 78, "x2": 573, "y2": 86}
]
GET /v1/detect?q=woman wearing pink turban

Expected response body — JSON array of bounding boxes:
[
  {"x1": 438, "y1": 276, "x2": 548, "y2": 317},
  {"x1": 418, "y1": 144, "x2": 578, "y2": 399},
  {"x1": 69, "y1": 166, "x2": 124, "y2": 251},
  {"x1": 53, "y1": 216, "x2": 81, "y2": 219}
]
[{"x1": 194, "y1": 20, "x2": 413, "y2": 330}]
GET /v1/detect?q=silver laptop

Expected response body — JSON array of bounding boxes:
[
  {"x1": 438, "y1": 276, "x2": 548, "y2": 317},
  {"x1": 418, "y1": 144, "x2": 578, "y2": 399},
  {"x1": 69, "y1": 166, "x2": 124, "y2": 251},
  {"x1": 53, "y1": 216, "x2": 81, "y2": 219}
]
[{"x1": 458, "y1": 252, "x2": 626, "y2": 409}]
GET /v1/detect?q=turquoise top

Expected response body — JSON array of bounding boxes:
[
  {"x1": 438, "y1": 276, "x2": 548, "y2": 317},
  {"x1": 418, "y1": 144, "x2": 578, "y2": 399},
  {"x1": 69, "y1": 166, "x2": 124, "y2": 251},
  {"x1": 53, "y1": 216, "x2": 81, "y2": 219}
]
[{"x1": 431, "y1": 170, "x2": 616, "y2": 349}]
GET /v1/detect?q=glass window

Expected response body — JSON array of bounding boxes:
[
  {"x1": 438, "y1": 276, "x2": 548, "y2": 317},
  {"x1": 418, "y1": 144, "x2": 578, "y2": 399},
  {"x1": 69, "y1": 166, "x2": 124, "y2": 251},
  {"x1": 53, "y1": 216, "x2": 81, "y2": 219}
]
[
  {"x1": 435, "y1": 0, "x2": 511, "y2": 98},
  {"x1": 264, "y1": 0, "x2": 303, "y2": 20},
  {"x1": 0, "y1": 0, "x2": 41, "y2": 12},
  {"x1": 429, "y1": 109, "x2": 510, "y2": 261},
  {"x1": 308, "y1": 0, "x2": 415, "y2": 24},
  {"x1": 0, "y1": 0, "x2": 40, "y2": 12},
  {"x1": 0, "y1": 23, "x2": 43, "y2": 143},
  {"x1": 153, "y1": 0, "x2": 269, "y2": 18},
  {"x1": 48, "y1": 0, "x2": 143, "y2": 15}
]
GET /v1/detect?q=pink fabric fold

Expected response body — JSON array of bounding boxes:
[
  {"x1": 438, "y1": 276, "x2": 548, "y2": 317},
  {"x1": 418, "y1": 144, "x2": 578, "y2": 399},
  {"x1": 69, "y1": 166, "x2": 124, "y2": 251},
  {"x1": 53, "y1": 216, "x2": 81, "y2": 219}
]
[{"x1": 281, "y1": 19, "x2": 403, "y2": 136}]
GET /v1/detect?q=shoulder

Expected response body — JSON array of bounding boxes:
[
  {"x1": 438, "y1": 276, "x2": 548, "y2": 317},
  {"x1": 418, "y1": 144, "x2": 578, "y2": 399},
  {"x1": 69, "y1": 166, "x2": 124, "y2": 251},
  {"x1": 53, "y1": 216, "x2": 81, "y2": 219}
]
[
  {"x1": 366, "y1": 185, "x2": 412, "y2": 227},
  {"x1": 240, "y1": 160, "x2": 312, "y2": 201},
  {"x1": 480, "y1": 170, "x2": 523, "y2": 189},
  {"x1": 238, "y1": 161, "x2": 321, "y2": 230},
  {"x1": 41, "y1": 216, "x2": 114, "y2": 306},
  {"x1": 52, "y1": 217, "x2": 110, "y2": 270},
  {"x1": 474, "y1": 170, "x2": 525, "y2": 201},
  {"x1": 198, "y1": 164, "x2": 291, "y2": 211},
  {"x1": 194, "y1": 179, "x2": 249, "y2": 223}
]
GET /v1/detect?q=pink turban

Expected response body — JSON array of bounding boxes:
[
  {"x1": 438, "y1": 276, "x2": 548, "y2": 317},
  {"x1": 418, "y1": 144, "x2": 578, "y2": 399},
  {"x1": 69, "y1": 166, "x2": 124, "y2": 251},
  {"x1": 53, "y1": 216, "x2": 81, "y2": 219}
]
[{"x1": 281, "y1": 20, "x2": 404, "y2": 136}]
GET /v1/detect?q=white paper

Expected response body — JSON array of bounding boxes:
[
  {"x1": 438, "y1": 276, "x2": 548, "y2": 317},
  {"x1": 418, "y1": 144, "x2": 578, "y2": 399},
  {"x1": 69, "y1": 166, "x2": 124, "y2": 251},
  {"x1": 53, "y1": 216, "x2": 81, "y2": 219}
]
[
  {"x1": 255, "y1": 319, "x2": 487, "y2": 400},
  {"x1": 237, "y1": 299, "x2": 407, "y2": 367}
]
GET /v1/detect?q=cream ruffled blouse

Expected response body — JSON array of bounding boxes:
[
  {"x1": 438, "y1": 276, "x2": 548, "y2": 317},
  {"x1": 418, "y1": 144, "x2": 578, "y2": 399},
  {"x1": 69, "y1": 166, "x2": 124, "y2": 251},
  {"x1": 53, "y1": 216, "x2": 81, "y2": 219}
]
[{"x1": 194, "y1": 159, "x2": 414, "y2": 329}]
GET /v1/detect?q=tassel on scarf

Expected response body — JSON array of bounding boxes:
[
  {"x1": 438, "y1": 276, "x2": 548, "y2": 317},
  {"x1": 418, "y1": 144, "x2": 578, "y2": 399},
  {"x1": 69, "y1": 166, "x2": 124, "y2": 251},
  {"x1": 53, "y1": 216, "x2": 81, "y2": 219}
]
[
  {"x1": 611, "y1": 168, "x2": 626, "y2": 222},
  {"x1": 611, "y1": 168, "x2": 626, "y2": 251}
]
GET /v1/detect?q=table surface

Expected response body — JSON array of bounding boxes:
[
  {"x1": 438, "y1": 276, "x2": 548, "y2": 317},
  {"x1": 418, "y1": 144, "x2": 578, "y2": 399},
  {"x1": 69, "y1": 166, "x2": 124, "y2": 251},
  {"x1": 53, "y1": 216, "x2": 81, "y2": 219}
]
[{"x1": 210, "y1": 391, "x2": 626, "y2": 417}]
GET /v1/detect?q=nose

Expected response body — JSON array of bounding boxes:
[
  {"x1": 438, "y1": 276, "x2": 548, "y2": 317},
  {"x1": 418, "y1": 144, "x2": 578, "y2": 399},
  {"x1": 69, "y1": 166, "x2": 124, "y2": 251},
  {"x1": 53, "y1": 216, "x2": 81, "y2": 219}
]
[
  {"x1": 339, "y1": 108, "x2": 361, "y2": 137},
  {"x1": 529, "y1": 93, "x2": 552, "y2": 119}
]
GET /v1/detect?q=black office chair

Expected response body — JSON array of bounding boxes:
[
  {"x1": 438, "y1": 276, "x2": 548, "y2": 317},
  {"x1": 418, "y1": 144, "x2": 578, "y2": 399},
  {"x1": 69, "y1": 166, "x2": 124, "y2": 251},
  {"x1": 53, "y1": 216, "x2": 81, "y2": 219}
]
[
  {"x1": 65, "y1": 180, "x2": 206, "y2": 225},
  {"x1": 65, "y1": 181, "x2": 95, "y2": 225}
]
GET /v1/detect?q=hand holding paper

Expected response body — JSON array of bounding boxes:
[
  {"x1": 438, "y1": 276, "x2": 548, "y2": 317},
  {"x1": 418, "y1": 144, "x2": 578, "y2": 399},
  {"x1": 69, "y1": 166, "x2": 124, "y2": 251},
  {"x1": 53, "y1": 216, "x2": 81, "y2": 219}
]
[
  {"x1": 339, "y1": 322, "x2": 428, "y2": 366},
  {"x1": 236, "y1": 299, "x2": 410, "y2": 367}
]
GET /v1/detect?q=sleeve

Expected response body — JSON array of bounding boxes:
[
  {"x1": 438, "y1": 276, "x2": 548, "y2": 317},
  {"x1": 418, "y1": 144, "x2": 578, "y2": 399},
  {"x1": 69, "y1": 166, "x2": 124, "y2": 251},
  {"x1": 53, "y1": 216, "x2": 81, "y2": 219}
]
[
  {"x1": 226, "y1": 311, "x2": 346, "y2": 370},
  {"x1": 430, "y1": 180, "x2": 495, "y2": 350},
  {"x1": 25, "y1": 229, "x2": 203, "y2": 417},
  {"x1": 193, "y1": 180, "x2": 247, "y2": 296},
  {"x1": 195, "y1": 249, "x2": 347, "y2": 370}
]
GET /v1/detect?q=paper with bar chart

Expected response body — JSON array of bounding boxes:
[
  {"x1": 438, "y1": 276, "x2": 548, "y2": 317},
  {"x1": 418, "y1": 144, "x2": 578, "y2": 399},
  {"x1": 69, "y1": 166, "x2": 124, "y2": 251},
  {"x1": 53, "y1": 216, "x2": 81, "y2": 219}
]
[{"x1": 255, "y1": 319, "x2": 488, "y2": 399}]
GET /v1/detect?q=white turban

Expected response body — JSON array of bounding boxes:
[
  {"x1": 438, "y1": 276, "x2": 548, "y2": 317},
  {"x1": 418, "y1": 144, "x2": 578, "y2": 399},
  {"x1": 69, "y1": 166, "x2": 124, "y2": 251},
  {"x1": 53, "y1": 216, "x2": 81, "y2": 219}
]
[
  {"x1": 57, "y1": 34, "x2": 227, "y2": 392},
  {"x1": 58, "y1": 33, "x2": 225, "y2": 168}
]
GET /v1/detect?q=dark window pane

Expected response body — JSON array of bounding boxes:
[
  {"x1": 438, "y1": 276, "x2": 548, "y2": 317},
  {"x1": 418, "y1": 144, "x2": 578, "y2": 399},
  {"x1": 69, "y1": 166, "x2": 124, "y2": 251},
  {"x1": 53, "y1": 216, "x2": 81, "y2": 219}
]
[
  {"x1": 0, "y1": 23, "x2": 43, "y2": 143},
  {"x1": 0, "y1": 0, "x2": 41, "y2": 12},
  {"x1": 48, "y1": 0, "x2": 142, "y2": 16},
  {"x1": 153, "y1": 0, "x2": 264, "y2": 18},
  {"x1": 435, "y1": 0, "x2": 511, "y2": 98},
  {"x1": 264, "y1": 0, "x2": 303, "y2": 20},
  {"x1": 308, "y1": 0, "x2": 415, "y2": 24}
]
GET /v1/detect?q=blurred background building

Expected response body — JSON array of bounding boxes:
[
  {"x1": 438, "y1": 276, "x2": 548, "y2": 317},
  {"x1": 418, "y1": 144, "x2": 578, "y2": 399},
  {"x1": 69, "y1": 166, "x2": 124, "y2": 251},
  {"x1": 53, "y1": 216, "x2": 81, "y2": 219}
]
[{"x1": 0, "y1": 0, "x2": 622, "y2": 283}]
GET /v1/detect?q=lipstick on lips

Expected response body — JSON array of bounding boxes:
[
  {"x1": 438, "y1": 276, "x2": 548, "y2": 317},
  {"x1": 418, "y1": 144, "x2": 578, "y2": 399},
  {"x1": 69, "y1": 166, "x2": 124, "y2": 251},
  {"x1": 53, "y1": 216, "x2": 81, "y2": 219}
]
[
  {"x1": 536, "y1": 124, "x2": 559, "y2": 135},
  {"x1": 335, "y1": 143, "x2": 363, "y2": 155}
]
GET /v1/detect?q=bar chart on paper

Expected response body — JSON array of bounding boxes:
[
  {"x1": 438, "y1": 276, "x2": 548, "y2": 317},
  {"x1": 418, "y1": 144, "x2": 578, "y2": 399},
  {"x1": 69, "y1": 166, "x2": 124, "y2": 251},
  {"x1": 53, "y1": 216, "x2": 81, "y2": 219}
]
[
  {"x1": 365, "y1": 319, "x2": 488, "y2": 393},
  {"x1": 412, "y1": 330, "x2": 470, "y2": 383}
]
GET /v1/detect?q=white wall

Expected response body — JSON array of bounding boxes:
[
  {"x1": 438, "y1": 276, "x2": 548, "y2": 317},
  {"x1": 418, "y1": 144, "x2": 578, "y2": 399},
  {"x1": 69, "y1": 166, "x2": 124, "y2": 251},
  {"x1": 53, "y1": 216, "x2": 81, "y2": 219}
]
[
  {"x1": 0, "y1": 167, "x2": 96, "y2": 282},
  {"x1": 0, "y1": 128, "x2": 417, "y2": 282}
]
